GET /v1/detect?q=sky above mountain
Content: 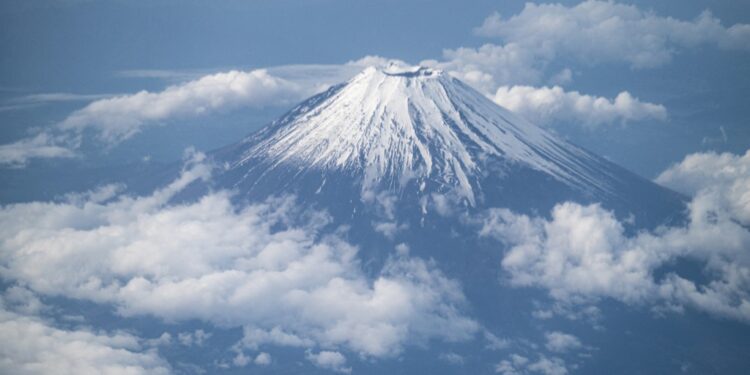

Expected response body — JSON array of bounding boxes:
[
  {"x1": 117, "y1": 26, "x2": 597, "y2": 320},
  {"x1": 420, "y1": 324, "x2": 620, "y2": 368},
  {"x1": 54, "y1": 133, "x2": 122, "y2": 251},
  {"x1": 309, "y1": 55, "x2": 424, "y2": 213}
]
[{"x1": 1, "y1": 1, "x2": 750, "y2": 374}]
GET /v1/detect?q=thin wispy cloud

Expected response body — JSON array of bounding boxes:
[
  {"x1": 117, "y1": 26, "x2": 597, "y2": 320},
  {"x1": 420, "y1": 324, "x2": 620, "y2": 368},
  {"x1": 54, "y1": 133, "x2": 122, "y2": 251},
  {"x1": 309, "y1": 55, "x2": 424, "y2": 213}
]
[
  {"x1": 116, "y1": 69, "x2": 204, "y2": 81},
  {"x1": 12, "y1": 92, "x2": 116, "y2": 104},
  {"x1": 0, "y1": 132, "x2": 77, "y2": 168},
  {"x1": 0, "y1": 92, "x2": 118, "y2": 113}
]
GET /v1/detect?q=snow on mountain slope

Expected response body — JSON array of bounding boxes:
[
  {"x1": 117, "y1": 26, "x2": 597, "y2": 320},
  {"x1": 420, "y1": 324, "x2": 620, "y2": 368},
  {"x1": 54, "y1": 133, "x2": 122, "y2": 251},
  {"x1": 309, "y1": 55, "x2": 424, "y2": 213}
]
[{"x1": 229, "y1": 64, "x2": 613, "y2": 205}]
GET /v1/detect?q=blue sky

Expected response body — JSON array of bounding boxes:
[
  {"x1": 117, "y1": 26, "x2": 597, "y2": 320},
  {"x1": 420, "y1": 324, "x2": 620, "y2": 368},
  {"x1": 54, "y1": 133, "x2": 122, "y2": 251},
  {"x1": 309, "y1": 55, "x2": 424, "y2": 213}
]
[{"x1": 1, "y1": 1, "x2": 750, "y2": 374}]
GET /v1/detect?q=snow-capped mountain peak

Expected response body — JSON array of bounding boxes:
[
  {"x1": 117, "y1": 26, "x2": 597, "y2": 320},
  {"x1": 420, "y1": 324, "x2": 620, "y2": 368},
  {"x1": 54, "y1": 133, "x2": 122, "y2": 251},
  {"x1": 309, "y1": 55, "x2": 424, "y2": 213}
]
[{"x1": 230, "y1": 65, "x2": 609, "y2": 204}]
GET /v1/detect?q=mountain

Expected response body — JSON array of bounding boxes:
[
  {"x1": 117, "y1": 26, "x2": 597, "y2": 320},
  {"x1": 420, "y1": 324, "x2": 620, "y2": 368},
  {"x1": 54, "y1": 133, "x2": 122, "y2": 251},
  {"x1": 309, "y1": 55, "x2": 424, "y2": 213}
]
[
  {"x1": 213, "y1": 64, "x2": 684, "y2": 226},
  {"x1": 185, "y1": 64, "x2": 699, "y2": 374}
]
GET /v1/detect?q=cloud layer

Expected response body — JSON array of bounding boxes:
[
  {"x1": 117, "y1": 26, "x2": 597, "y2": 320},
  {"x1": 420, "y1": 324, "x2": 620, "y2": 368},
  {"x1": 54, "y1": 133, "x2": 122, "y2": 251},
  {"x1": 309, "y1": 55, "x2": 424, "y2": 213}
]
[
  {"x1": 480, "y1": 149, "x2": 750, "y2": 322},
  {"x1": 0, "y1": 292, "x2": 171, "y2": 375},
  {"x1": 0, "y1": 153, "x2": 477, "y2": 359}
]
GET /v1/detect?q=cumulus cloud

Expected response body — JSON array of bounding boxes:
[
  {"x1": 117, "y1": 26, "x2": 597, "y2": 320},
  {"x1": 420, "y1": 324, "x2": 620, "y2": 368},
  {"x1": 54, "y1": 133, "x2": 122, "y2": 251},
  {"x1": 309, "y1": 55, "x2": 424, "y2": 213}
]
[
  {"x1": 475, "y1": 1, "x2": 750, "y2": 69},
  {"x1": 496, "y1": 354, "x2": 528, "y2": 375},
  {"x1": 58, "y1": 69, "x2": 306, "y2": 144},
  {"x1": 495, "y1": 353, "x2": 568, "y2": 375},
  {"x1": 306, "y1": 350, "x2": 351, "y2": 373},
  {"x1": 0, "y1": 297, "x2": 171, "y2": 375},
  {"x1": 526, "y1": 356, "x2": 569, "y2": 375},
  {"x1": 430, "y1": 0, "x2": 750, "y2": 91},
  {"x1": 544, "y1": 331, "x2": 582, "y2": 353},
  {"x1": 0, "y1": 132, "x2": 77, "y2": 167},
  {"x1": 483, "y1": 201, "x2": 750, "y2": 321},
  {"x1": 481, "y1": 150, "x2": 750, "y2": 322},
  {"x1": 177, "y1": 330, "x2": 211, "y2": 347},
  {"x1": 0, "y1": 152, "x2": 477, "y2": 359},
  {"x1": 492, "y1": 85, "x2": 667, "y2": 127},
  {"x1": 656, "y1": 149, "x2": 750, "y2": 224},
  {"x1": 484, "y1": 331, "x2": 512, "y2": 350},
  {"x1": 254, "y1": 352, "x2": 271, "y2": 366}
]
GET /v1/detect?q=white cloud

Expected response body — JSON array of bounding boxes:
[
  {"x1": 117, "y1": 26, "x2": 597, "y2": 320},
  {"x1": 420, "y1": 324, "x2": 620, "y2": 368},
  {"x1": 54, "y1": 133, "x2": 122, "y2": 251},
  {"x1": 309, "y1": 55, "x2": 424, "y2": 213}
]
[
  {"x1": 527, "y1": 356, "x2": 568, "y2": 375},
  {"x1": 13, "y1": 92, "x2": 115, "y2": 104},
  {"x1": 0, "y1": 152, "x2": 477, "y2": 359},
  {"x1": 481, "y1": 150, "x2": 750, "y2": 322},
  {"x1": 439, "y1": 352, "x2": 465, "y2": 365},
  {"x1": 0, "y1": 302, "x2": 171, "y2": 375},
  {"x1": 416, "y1": 1, "x2": 750, "y2": 129},
  {"x1": 177, "y1": 329, "x2": 211, "y2": 347},
  {"x1": 484, "y1": 330, "x2": 511, "y2": 350},
  {"x1": 306, "y1": 350, "x2": 351, "y2": 373},
  {"x1": 58, "y1": 69, "x2": 306, "y2": 144},
  {"x1": 496, "y1": 353, "x2": 567, "y2": 375},
  {"x1": 231, "y1": 352, "x2": 251, "y2": 367},
  {"x1": 544, "y1": 331, "x2": 582, "y2": 353},
  {"x1": 475, "y1": 1, "x2": 750, "y2": 69},
  {"x1": 0, "y1": 132, "x2": 77, "y2": 167},
  {"x1": 495, "y1": 354, "x2": 528, "y2": 375},
  {"x1": 492, "y1": 85, "x2": 667, "y2": 127},
  {"x1": 424, "y1": 46, "x2": 669, "y2": 128},
  {"x1": 147, "y1": 332, "x2": 172, "y2": 347},
  {"x1": 117, "y1": 69, "x2": 203, "y2": 81},
  {"x1": 1, "y1": 93, "x2": 117, "y2": 113},
  {"x1": 254, "y1": 352, "x2": 271, "y2": 366},
  {"x1": 427, "y1": 0, "x2": 750, "y2": 96},
  {"x1": 266, "y1": 56, "x2": 407, "y2": 91},
  {"x1": 656, "y1": 149, "x2": 750, "y2": 224},
  {"x1": 423, "y1": 43, "x2": 544, "y2": 93}
]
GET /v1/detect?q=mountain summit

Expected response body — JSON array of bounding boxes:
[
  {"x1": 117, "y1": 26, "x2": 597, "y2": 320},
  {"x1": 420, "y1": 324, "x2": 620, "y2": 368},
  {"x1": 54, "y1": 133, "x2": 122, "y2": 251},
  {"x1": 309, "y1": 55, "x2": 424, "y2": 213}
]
[{"x1": 214, "y1": 64, "x2": 682, "y2": 226}]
